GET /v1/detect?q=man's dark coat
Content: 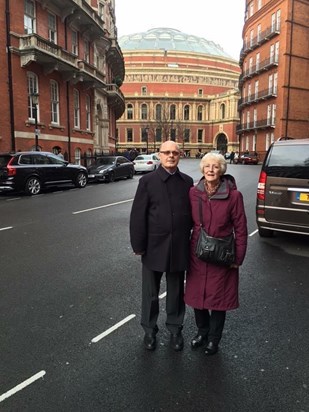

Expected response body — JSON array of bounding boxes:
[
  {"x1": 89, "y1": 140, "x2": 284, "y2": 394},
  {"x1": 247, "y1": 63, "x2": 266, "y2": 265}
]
[{"x1": 130, "y1": 165, "x2": 193, "y2": 272}]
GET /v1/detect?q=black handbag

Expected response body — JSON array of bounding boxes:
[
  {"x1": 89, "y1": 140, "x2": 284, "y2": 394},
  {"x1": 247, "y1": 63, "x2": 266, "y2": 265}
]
[{"x1": 195, "y1": 198, "x2": 235, "y2": 266}]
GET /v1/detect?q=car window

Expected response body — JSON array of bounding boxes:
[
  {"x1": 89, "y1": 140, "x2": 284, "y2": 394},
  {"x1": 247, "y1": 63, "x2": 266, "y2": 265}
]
[
  {"x1": 32, "y1": 154, "x2": 50, "y2": 165},
  {"x1": 117, "y1": 157, "x2": 129, "y2": 164},
  {"x1": 48, "y1": 154, "x2": 66, "y2": 165},
  {"x1": 268, "y1": 145, "x2": 309, "y2": 167},
  {"x1": 19, "y1": 155, "x2": 33, "y2": 165},
  {"x1": 135, "y1": 156, "x2": 146, "y2": 160}
]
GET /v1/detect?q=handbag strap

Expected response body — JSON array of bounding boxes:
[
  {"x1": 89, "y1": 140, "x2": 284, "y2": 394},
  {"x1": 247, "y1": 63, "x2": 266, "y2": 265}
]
[{"x1": 198, "y1": 197, "x2": 204, "y2": 227}]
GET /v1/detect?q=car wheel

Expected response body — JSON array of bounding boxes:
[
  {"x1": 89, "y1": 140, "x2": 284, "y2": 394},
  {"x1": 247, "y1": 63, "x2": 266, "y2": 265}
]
[
  {"x1": 75, "y1": 172, "x2": 87, "y2": 188},
  {"x1": 258, "y1": 227, "x2": 274, "y2": 237},
  {"x1": 108, "y1": 172, "x2": 115, "y2": 183},
  {"x1": 128, "y1": 169, "x2": 134, "y2": 179},
  {"x1": 25, "y1": 176, "x2": 41, "y2": 195}
]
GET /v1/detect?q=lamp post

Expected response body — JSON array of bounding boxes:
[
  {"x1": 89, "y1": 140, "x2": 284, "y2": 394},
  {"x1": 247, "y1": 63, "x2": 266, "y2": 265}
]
[
  {"x1": 145, "y1": 126, "x2": 149, "y2": 154},
  {"x1": 31, "y1": 92, "x2": 39, "y2": 151}
]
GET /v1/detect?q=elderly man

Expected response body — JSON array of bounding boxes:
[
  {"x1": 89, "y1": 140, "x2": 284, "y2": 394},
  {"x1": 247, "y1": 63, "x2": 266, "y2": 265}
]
[{"x1": 130, "y1": 140, "x2": 193, "y2": 351}]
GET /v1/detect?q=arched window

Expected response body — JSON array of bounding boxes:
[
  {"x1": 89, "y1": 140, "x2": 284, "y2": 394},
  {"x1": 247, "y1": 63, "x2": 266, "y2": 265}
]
[
  {"x1": 170, "y1": 104, "x2": 176, "y2": 120},
  {"x1": 155, "y1": 104, "x2": 162, "y2": 121},
  {"x1": 220, "y1": 103, "x2": 226, "y2": 119},
  {"x1": 127, "y1": 103, "x2": 133, "y2": 120},
  {"x1": 141, "y1": 104, "x2": 148, "y2": 120},
  {"x1": 184, "y1": 105, "x2": 190, "y2": 121},
  {"x1": 197, "y1": 105, "x2": 203, "y2": 121}
]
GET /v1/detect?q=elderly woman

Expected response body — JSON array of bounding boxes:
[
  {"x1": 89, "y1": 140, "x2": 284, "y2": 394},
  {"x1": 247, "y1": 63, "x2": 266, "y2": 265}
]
[{"x1": 185, "y1": 152, "x2": 248, "y2": 355}]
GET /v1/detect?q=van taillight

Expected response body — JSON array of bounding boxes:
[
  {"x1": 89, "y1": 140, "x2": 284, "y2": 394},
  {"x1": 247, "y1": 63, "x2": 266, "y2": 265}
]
[
  {"x1": 7, "y1": 165, "x2": 16, "y2": 176},
  {"x1": 257, "y1": 170, "x2": 267, "y2": 201}
]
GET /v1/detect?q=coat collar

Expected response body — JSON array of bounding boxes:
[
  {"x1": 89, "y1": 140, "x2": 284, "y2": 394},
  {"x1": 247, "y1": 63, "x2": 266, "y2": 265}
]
[
  {"x1": 157, "y1": 164, "x2": 181, "y2": 181},
  {"x1": 196, "y1": 175, "x2": 236, "y2": 199}
]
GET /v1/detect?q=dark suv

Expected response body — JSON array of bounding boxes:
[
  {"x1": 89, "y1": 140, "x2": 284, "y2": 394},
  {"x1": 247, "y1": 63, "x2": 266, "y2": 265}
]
[
  {"x1": 256, "y1": 139, "x2": 309, "y2": 237},
  {"x1": 0, "y1": 151, "x2": 88, "y2": 195}
]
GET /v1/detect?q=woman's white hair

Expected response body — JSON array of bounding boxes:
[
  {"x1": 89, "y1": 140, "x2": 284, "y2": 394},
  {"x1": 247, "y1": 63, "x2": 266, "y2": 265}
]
[{"x1": 199, "y1": 152, "x2": 227, "y2": 174}]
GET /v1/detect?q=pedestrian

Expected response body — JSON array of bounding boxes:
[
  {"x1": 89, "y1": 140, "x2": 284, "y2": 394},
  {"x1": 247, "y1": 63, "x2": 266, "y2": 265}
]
[
  {"x1": 130, "y1": 140, "x2": 193, "y2": 351},
  {"x1": 185, "y1": 152, "x2": 247, "y2": 355},
  {"x1": 57, "y1": 148, "x2": 64, "y2": 159},
  {"x1": 229, "y1": 150, "x2": 235, "y2": 164}
]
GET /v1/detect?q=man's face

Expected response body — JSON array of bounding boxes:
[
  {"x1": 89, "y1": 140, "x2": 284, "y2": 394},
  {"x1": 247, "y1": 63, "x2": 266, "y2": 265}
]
[{"x1": 159, "y1": 141, "x2": 180, "y2": 172}]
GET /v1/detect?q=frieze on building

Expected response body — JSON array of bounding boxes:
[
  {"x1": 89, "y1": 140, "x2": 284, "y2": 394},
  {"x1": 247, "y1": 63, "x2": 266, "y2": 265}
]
[{"x1": 125, "y1": 73, "x2": 238, "y2": 88}]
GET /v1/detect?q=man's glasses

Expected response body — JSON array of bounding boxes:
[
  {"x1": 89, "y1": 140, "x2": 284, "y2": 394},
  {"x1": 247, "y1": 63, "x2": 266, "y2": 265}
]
[{"x1": 160, "y1": 151, "x2": 180, "y2": 156}]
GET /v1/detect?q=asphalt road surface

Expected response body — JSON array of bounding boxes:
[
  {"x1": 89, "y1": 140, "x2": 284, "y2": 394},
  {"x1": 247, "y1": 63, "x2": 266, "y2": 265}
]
[{"x1": 0, "y1": 159, "x2": 308, "y2": 412}]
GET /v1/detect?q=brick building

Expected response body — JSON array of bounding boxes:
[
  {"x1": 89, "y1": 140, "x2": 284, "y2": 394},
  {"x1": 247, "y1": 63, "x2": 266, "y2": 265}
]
[
  {"x1": 116, "y1": 28, "x2": 241, "y2": 157},
  {"x1": 238, "y1": 0, "x2": 309, "y2": 159},
  {"x1": 0, "y1": 0, "x2": 125, "y2": 162}
]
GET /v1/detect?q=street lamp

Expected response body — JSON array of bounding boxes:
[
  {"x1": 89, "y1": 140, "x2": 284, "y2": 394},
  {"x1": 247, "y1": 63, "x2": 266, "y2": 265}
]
[
  {"x1": 144, "y1": 126, "x2": 149, "y2": 154},
  {"x1": 31, "y1": 92, "x2": 39, "y2": 151}
]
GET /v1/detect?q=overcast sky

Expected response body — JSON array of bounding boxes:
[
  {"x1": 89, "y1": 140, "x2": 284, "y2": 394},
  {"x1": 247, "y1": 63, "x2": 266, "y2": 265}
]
[{"x1": 115, "y1": 0, "x2": 246, "y2": 60}]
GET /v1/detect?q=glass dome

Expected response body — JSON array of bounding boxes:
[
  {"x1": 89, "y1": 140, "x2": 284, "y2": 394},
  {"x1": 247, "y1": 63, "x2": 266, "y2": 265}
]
[{"x1": 119, "y1": 28, "x2": 232, "y2": 59}]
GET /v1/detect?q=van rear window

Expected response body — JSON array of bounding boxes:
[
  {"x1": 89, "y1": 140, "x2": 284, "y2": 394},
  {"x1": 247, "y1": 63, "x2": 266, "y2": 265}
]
[{"x1": 268, "y1": 145, "x2": 309, "y2": 167}]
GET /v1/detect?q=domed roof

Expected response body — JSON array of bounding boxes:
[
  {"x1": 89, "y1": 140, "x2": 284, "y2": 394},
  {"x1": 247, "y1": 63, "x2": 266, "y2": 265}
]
[{"x1": 119, "y1": 28, "x2": 233, "y2": 59}]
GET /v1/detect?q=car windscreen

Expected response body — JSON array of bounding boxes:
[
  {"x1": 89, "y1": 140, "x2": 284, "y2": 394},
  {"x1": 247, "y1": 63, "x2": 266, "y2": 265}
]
[{"x1": 93, "y1": 158, "x2": 115, "y2": 165}]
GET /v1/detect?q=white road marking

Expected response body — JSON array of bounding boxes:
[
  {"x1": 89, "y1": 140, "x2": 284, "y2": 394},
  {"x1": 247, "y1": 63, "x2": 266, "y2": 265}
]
[
  {"x1": 73, "y1": 199, "x2": 134, "y2": 215},
  {"x1": 0, "y1": 370, "x2": 46, "y2": 403},
  {"x1": 249, "y1": 229, "x2": 258, "y2": 237},
  {"x1": 91, "y1": 314, "x2": 136, "y2": 343},
  {"x1": 5, "y1": 198, "x2": 21, "y2": 201},
  {"x1": 159, "y1": 291, "x2": 167, "y2": 299},
  {"x1": 0, "y1": 227, "x2": 13, "y2": 232}
]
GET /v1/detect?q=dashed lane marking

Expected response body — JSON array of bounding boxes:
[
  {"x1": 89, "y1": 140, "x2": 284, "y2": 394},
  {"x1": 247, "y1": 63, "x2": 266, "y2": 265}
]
[{"x1": 0, "y1": 371, "x2": 46, "y2": 403}]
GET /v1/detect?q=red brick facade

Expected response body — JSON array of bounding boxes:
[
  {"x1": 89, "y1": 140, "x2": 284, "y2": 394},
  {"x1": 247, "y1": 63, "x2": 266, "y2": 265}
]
[
  {"x1": 238, "y1": 0, "x2": 309, "y2": 160},
  {"x1": 0, "y1": 0, "x2": 125, "y2": 163}
]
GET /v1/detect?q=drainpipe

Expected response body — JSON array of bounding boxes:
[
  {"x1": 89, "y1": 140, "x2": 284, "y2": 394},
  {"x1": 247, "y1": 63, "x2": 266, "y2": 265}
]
[
  {"x1": 64, "y1": 18, "x2": 71, "y2": 161},
  {"x1": 284, "y1": 0, "x2": 295, "y2": 138},
  {"x1": 5, "y1": 0, "x2": 15, "y2": 152}
]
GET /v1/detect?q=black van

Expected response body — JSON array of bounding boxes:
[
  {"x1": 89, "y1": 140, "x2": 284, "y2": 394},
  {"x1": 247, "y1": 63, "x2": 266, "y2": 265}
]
[{"x1": 256, "y1": 139, "x2": 309, "y2": 237}]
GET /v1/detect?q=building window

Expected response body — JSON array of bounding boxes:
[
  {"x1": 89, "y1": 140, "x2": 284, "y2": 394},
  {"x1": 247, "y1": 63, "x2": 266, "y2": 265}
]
[
  {"x1": 220, "y1": 104, "x2": 226, "y2": 119},
  {"x1": 198, "y1": 89, "x2": 203, "y2": 96},
  {"x1": 24, "y1": 0, "x2": 35, "y2": 34},
  {"x1": 183, "y1": 105, "x2": 190, "y2": 121},
  {"x1": 155, "y1": 104, "x2": 162, "y2": 121},
  {"x1": 75, "y1": 148, "x2": 81, "y2": 165},
  {"x1": 84, "y1": 40, "x2": 90, "y2": 63},
  {"x1": 248, "y1": 84, "x2": 251, "y2": 101},
  {"x1": 127, "y1": 128, "x2": 133, "y2": 143},
  {"x1": 48, "y1": 12, "x2": 57, "y2": 43},
  {"x1": 197, "y1": 129, "x2": 203, "y2": 143},
  {"x1": 170, "y1": 128, "x2": 176, "y2": 140},
  {"x1": 276, "y1": 10, "x2": 281, "y2": 31},
  {"x1": 86, "y1": 95, "x2": 91, "y2": 130},
  {"x1": 255, "y1": 80, "x2": 259, "y2": 99},
  {"x1": 273, "y1": 72, "x2": 278, "y2": 94},
  {"x1": 275, "y1": 41, "x2": 279, "y2": 62},
  {"x1": 141, "y1": 86, "x2": 147, "y2": 95},
  {"x1": 155, "y1": 128, "x2": 162, "y2": 143},
  {"x1": 257, "y1": 0, "x2": 262, "y2": 11},
  {"x1": 73, "y1": 89, "x2": 80, "y2": 128},
  {"x1": 257, "y1": 24, "x2": 261, "y2": 42},
  {"x1": 50, "y1": 80, "x2": 59, "y2": 124},
  {"x1": 98, "y1": 2, "x2": 104, "y2": 19},
  {"x1": 249, "y1": 1, "x2": 254, "y2": 17},
  {"x1": 72, "y1": 30, "x2": 78, "y2": 55},
  {"x1": 256, "y1": 52, "x2": 260, "y2": 70},
  {"x1": 250, "y1": 30, "x2": 254, "y2": 47},
  {"x1": 27, "y1": 72, "x2": 39, "y2": 120},
  {"x1": 170, "y1": 104, "x2": 176, "y2": 120},
  {"x1": 249, "y1": 57, "x2": 253, "y2": 74},
  {"x1": 197, "y1": 106, "x2": 203, "y2": 121},
  {"x1": 253, "y1": 108, "x2": 257, "y2": 127},
  {"x1": 127, "y1": 104, "x2": 133, "y2": 120},
  {"x1": 246, "y1": 111, "x2": 250, "y2": 128},
  {"x1": 184, "y1": 129, "x2": 190, "y2": 143},
  {"x1": 271, "y1": 13, "x2": 276, "y2": 32},
  {"x1": 141, "y1": 104, "x2": 148, "y2": 120}
]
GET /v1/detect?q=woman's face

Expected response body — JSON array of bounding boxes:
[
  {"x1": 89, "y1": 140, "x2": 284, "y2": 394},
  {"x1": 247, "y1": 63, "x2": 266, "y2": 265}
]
[{"x1": 203, "y1": 160, "x2": 221, "y2": 184}]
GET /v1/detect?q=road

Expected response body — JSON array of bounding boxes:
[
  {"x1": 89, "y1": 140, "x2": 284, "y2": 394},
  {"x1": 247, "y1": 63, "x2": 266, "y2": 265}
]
[{"x1": 0, "y1": 159, "x2": 308, "y2": 412}]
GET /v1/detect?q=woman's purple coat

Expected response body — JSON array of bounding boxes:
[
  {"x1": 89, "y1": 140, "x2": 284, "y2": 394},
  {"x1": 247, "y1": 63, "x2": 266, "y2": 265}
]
[{"x1": 185, "y1": 175, "x2": 248, "y2": 311}]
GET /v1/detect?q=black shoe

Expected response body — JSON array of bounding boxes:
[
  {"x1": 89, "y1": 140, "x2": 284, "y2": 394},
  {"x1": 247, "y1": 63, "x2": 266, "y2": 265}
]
[
  {"x1": 191, "y1": 334, "x2": 207, "y2": 349},
  {"x1": 205, "y1": 341, "x2": 218, "y2": 355},
  {"x1": 144, "y1": 333, "x2": 156, "y2": 351},
  {"x1": 170, "y1": 332, "x2": 184, "y2": 351}
]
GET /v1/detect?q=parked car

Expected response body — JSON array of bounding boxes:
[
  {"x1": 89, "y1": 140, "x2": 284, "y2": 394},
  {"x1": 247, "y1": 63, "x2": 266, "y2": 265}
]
[
  {"x1": 0, "y1": 151, "x2": 87, "y2": 195},
  {"x1": 133, "y1": 153, "x2": 160, "y2": 173},
  {"x1": 256, "y1": 138, "x2": 309, "y2": 237},
  {"x1": 234, "y1": 152, "x2": 259, "y2": 165},
  {"x1": 87, "y1": 156, "x2": 134, "y2": 183}
]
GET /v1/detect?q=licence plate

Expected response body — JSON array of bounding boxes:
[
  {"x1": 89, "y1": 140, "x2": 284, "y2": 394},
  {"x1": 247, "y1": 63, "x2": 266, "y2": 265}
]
[{"x1": 296, "y1": 192, "x2": 309, "y2": 202}]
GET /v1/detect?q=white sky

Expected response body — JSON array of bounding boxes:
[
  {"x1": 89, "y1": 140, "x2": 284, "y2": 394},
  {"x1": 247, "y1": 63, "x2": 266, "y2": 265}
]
[{"x1": 115, "y1": 0, "x2": 246, "y2": 60}]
